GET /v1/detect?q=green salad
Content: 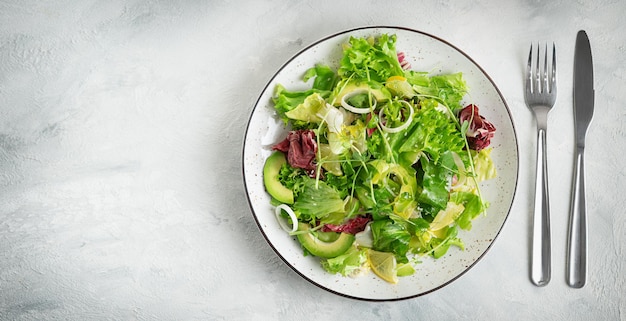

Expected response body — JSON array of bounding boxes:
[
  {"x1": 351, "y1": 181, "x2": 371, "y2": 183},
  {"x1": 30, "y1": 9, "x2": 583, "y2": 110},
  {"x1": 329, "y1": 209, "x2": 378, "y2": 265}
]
[{"x1": 263, "y1": 34, "x2": 497, "y2": 283}]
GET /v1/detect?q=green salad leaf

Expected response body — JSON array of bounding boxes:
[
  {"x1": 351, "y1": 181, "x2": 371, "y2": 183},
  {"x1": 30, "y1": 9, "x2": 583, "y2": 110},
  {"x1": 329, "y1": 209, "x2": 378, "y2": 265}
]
[
  {"x1": 410, "y1": 72, "x2": 468, "y2": 112},
  {"x1": 293, "y1": 178, "x2": 346, "y2": 224},
  {"x1": 416, "y1": 152, "x2": 457, "y2": 211},
  {"x1": 304, "y1": 64, "x2": 339, "y2": 91},
  {"x1": 321, "y1": 246, "x2": 367, "y2": 276},
  {"x1": 370, "y1": 219, "x2": 411, "y2": 263},
  {"x1": 338, "y1": 34, "x2": 405, "y2": 83}
]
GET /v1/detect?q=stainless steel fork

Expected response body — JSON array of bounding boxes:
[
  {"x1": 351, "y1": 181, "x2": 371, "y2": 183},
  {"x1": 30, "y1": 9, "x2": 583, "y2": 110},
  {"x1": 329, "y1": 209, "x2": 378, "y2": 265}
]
[{"x1": 525, "y1": 43, "x2": 557, "y2": 287}]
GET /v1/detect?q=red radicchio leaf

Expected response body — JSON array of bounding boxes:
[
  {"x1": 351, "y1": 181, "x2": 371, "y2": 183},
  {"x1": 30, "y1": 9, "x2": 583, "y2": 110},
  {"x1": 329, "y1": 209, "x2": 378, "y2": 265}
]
[
  {"x1": 397, "y1": 51, "x2": 411, "y2": 70},
  {"x1": 272, "y1": 129, "x2": 318, "y2": 176},
  {"x1": 365, "y1": 113, "x2": 377, "y2": 136},
  {"x1": 321, "y1": 215, "x2": 372, "y2": 234},
  {"x1": 458, "y1": 104, "x2": 496, "y2": 151}
]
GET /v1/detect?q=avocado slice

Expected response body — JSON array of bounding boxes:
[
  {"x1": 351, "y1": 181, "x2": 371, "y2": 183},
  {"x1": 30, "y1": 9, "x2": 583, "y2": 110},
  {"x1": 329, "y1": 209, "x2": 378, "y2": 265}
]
[
  {"x1": 263, "y1": 152, "x2": 294, "y2": 204},
  {"x1": 332, "y1": 81, "x2": 391, "y2": 106},
  {"x1": 296, "y1": 223, "x2": 355, "y2": 258}
]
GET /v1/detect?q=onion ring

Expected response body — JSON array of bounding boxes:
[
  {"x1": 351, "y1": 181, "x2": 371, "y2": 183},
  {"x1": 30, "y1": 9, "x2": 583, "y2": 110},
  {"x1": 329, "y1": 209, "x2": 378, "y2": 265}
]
[{"x1": 379, "y1": 100, "x2": 414, "y2": 133}]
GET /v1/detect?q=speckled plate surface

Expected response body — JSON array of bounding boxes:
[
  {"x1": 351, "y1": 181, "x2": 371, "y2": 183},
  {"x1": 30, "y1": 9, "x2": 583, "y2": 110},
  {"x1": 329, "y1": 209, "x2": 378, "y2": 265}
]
[{"x1": 242, "y1": 26, "x2": 518, "y2": 301}]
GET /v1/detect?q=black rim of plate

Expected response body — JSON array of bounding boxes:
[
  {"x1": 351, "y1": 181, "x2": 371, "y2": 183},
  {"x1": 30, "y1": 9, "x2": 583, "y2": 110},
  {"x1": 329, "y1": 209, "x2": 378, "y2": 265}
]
[{"x1": 241, "y1": 25, "x2": 519, "y2": 301}]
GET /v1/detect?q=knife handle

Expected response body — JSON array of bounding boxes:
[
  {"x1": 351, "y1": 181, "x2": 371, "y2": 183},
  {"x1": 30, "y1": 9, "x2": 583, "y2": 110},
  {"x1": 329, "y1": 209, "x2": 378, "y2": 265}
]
[
  {"x1": 567, "y1": 147, "x2": 587, "y2": 288},
  {"x1": 531, "y1": 128, "x2": 551, "y2": 286}
]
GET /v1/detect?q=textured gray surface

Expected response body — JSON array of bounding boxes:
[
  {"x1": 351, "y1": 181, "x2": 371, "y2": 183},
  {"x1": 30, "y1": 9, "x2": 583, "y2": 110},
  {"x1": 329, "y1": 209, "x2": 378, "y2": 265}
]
[{"x1": 1, "y1": 1, "x2": 624, "y2": 320}]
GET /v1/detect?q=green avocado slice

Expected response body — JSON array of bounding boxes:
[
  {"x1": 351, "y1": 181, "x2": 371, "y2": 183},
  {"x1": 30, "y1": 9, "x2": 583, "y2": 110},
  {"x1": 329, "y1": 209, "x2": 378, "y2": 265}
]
[
  {"x1": 332, "y1": 81, "x2": 391, "y2": 105},
  {"x1": 296, "y1": 223, "x2": 355, "y2": 258},
  {"x1": 263, "y1": 152, "x2": 294, "y2": 204}
]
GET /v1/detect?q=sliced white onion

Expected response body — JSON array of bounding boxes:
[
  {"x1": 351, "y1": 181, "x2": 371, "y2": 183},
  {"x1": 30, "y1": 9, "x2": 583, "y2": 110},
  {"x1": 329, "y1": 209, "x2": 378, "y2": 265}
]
[
  {"x1": 275, "y1": 204, "x2": 298, "y2": 233},
  {"x1": 450, "y1": 151, "x2": 467, "y2": 174},
  {"x1": 316, "y1": 103, "x2": 344, "y2": 133},
  {"x1": 338, "y1": 107, "x2": 356, "y2": 125},
  {"x1": 328, "y1": 132, "x2": 347, "y2": 155},
  {"x1": 340, "y1": 89, "x2": 377, "y2": 114},
  {"x1": 355, "y1": 223, "x2": 373, "y2": 248},
  {"x1": 379, "y1": 100, "x2": 414, "y2": 133},
  {"x1": 450, "y1": 151, "x2": 468, "y2": 190}
]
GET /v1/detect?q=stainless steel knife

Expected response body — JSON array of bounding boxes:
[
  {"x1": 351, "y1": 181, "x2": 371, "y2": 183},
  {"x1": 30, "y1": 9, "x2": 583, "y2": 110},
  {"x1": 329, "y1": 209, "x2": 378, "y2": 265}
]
[{"x1": 567, "y1": 30, "x2": 594, "y2": 288}]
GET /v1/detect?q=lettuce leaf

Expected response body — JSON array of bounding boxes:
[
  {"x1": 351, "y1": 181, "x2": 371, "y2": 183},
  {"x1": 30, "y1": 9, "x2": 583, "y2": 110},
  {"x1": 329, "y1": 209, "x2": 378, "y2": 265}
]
[
  {"x1": 370, "y1": 219, "x2": 411, "y2": 263},
  {"x1": 399, "y1": 101, "x2": 466, "y2": 164},
  {"x1": 338, "y1": 34, "x2": 405, "y2": 83},
  {"x1": 304, "y1": 64, "x2": 339, "y2": 91},
  {"x1": 273, "y1": 85, "x2": 325, "y2": 125},
  {"x1": 369, "y1": 159, "x2": 419, "y2": 220},
  {"x1": 410, "y1": 73, "x2": 468, "y2": 112},
  {"x1": 321, "y1": 246, "x2": 367, "y2": 276},
  {"x1": 272, "y1": 64, "x2": 337, "y2": 126},
  {"x1": 283, "y1": 92, "x2": 345, "y2": 131},
  {"x1": 472, "y1": 148, "x2": 497, "y2": 182},
  {"x1": 293, "y1": 178, "x2": 346, "y2": 224},
  {"x1": 416, "y1": 151, "x2": 457, "y2": 211},
  {"x1": 450, "y1": 191, "x2": 488, "y2": 230},
  {"x1": 277, "y1": 162, "x2": 306, "y2": 199},
  {"x1": 432, "y1": 226, "x2": 464, "y2": 259}
]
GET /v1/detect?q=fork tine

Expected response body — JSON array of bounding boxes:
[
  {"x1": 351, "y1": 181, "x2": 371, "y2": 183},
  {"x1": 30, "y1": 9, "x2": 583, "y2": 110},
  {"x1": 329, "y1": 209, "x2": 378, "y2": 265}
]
[
  {"x1": 543, "y1": 42, "x2": 549, "y2": 93},
  {"x1": 527, "y1": 44, "x2": 533, "y2": 92},
  {"x1": 535, "y1": 42, "x2": 541, "y2": 93},
  {"x1": 551, "y1": 43, "x2": 557, "y2": 93}
]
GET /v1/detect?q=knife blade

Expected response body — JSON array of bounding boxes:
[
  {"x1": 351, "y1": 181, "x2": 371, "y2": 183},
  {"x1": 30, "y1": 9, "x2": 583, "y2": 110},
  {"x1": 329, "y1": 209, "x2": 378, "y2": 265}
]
[
  {"x1": 567, "y1": 30, "x2": 594, "y2": 288},
  {"x1": 573, "y1": 31, "x2": 595, "y2": 147}
]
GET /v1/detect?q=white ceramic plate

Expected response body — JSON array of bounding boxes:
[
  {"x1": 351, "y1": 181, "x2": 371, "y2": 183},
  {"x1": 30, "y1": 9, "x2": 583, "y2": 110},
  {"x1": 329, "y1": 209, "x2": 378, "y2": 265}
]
[{"x1": 242, "y1": 26, "x2": 518, "y2": 301}]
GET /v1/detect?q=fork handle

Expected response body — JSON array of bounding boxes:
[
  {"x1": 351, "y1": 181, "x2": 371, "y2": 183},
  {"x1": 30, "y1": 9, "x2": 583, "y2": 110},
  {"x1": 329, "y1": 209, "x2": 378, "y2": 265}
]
[
  {"x1": 567, "y1": 147, "x2": 587, "y2": 288},
  {"x1": 531, "y1": 128, "x2": 551, "y2": 286}
]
